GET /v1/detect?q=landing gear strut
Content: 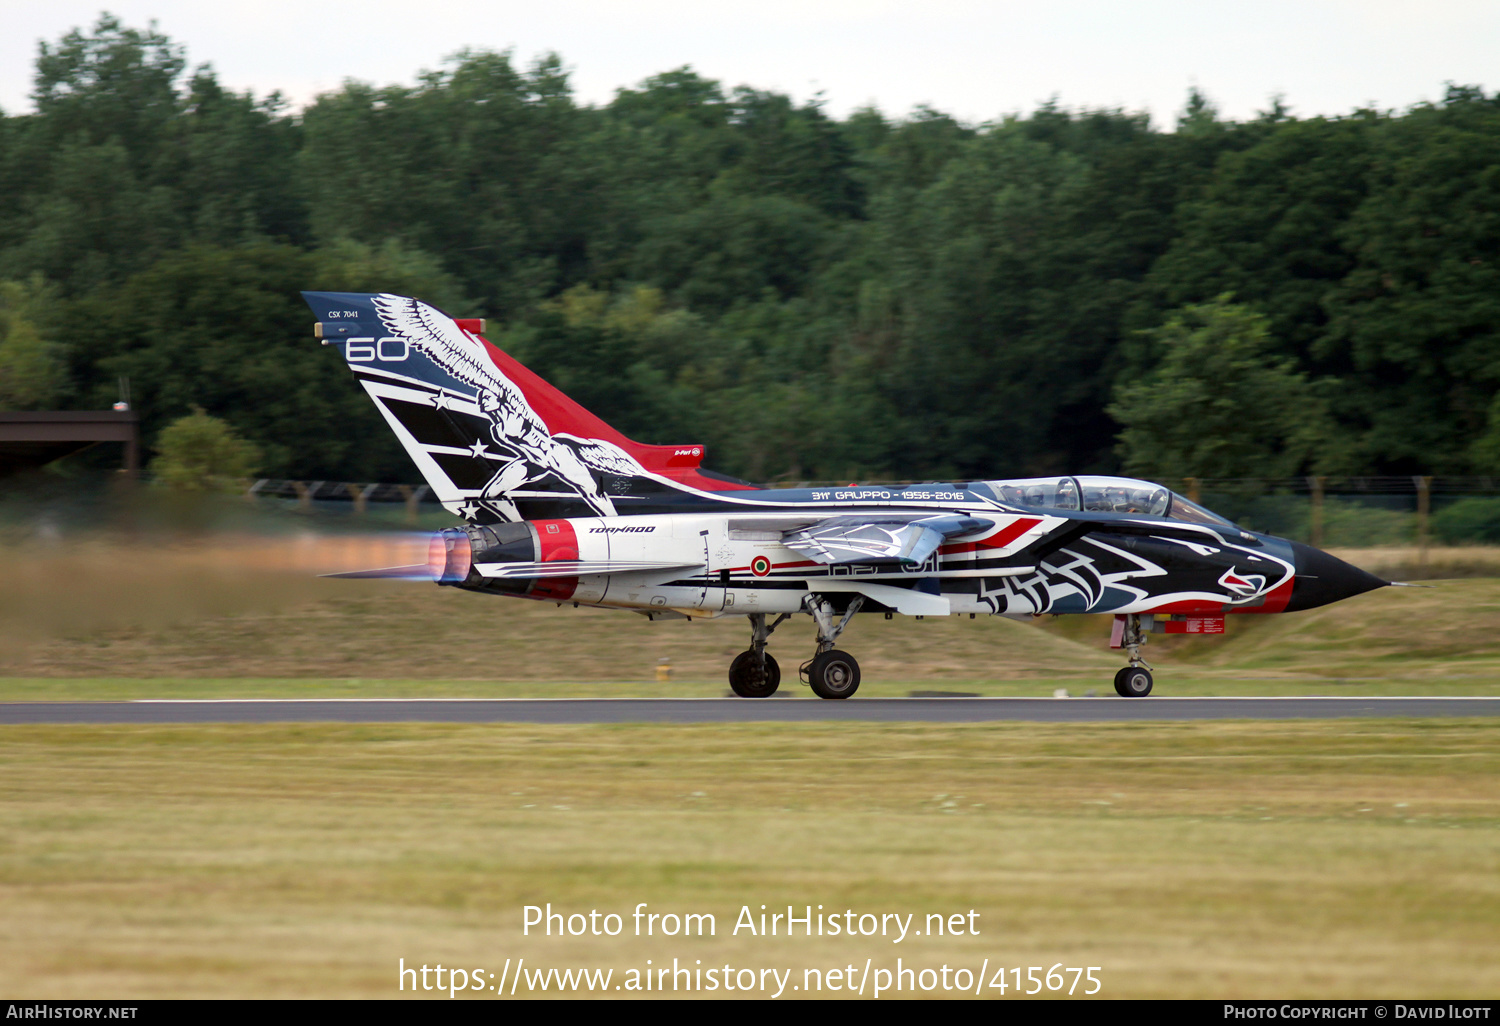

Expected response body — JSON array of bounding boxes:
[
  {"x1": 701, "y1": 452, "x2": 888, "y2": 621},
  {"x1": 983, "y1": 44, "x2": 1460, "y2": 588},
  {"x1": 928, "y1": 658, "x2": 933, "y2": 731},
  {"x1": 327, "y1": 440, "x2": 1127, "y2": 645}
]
[
  {"x1": 1114, "y1": 613, "x2": 1154, "y2": 698},
  {"x1": 800, "y1": 595, "x2": 864, "y2": 699},
  {"x1": 728, "y1": 613, "x2": 789, "y2": 698},
  {"x1": 726, "y1": 598, "x2": 868, "y2": 700}
]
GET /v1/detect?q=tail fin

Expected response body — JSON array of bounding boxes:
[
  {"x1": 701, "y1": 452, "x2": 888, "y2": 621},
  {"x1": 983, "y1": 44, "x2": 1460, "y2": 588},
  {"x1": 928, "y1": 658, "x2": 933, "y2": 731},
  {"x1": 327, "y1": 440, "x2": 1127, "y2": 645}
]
[{"x1": 304, "y1": 291, "x2": 755, "y2": 522}]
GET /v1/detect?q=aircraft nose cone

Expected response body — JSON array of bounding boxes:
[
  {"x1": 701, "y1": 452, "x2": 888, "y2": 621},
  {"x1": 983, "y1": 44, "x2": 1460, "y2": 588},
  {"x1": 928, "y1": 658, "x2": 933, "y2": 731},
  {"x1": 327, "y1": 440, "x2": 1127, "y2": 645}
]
[{"x1": 1284, "y1": 541, "x2": 1388, "y2": 612}]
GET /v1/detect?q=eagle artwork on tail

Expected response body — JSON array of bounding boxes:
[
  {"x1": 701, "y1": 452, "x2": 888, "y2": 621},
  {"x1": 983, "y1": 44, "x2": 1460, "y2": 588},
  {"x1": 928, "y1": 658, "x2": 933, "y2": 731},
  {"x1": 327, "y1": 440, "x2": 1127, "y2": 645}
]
[{"x1": 371, "y1": 293, "x2": 643, "y2": 517}]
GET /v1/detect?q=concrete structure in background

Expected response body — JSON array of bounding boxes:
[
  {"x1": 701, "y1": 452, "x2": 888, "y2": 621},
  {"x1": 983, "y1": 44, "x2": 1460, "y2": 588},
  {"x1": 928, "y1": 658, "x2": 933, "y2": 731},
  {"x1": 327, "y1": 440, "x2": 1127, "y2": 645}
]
[{"x1": 0, "y1": 411, "x2": 139, "y2": 478}]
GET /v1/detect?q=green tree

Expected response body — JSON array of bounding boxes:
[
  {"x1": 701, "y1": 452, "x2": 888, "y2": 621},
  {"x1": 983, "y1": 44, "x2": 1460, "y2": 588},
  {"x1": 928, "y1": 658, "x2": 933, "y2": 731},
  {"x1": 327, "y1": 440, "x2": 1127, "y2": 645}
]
[
  {"x1": 1469, "y1": 393, "x2": 1500, "y2": 473},
  {"x1": 631, "y1": 194, "x2": 829, "y2": 310},
  {"x1": 1108, "y1": 297, "x2": 1329, "y2": 479},
  {"x1": 1, "y1": 15, "x2": 189, "y2": 289},
  {"x1": 1, "y1": 17, "x2": 307, "y2": 291},
  {"x1": 849, "y1": 119, "x2": 1159, "y2": 477},
  {"x1": 713, "y1": 88, "x2": 863, "y2": 218},
  {"x1": 1145, "y1": 114, "x2": 1374, "y2": 361},
  {"x1": 67, "y1": 240, "x2": 467, "y2": 481},
  {"x1": 150, "y1": 406, "x2": 260, "y2": 490},
  {"x1": 30, "y1": 13, "x2": 186, "y2": 174},
  {"x1": 1317, "y1": 86, "x2": 1500, "y2": 473},
  {"x1": 171, "y1": 69, "x2": 305, "y2": 246},
  {"x1": 299, "y1": 50, "x2": 588, "y2": 315},
  {"x1": 0, "y1": 277, "x2": 67, "y2": 409}
]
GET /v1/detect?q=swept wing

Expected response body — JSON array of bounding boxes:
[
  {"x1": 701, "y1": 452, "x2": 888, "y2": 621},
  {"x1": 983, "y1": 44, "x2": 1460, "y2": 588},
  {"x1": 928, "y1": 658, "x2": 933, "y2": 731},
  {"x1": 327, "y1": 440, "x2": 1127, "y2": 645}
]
[{"x1": 781, "y1": 514, "x2": 994, "y2": 566}]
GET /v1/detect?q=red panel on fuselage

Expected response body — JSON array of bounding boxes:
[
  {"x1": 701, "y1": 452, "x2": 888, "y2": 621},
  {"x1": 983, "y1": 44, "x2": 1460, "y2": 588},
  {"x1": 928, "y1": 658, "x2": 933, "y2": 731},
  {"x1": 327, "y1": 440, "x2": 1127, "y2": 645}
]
[
  {"x1": 529, "y1": 519, "x2": 578, "y2": 601},
  {"x1": 1227, "y1": 579, "x2": 1293, "y2": 615},
  {"x1": 534, "y1": 519, "x2": 579, "y2": 562}
]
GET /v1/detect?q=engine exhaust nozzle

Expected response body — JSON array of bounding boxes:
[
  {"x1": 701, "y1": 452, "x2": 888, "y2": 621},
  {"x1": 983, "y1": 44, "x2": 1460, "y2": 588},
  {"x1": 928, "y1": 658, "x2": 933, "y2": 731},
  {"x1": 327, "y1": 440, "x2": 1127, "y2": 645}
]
[{"x1": 428, "y1": 528, "x2": 473, "y2": 584}]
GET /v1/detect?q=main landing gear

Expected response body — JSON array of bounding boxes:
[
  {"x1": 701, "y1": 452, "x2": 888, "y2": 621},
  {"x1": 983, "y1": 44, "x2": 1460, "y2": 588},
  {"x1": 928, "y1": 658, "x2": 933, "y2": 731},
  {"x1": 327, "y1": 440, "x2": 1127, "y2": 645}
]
[
  {"x1": 800, "y1": 595, "x2": 864, "y2": 699},
  {"x1": 1113, "y1": 613, "x2": 1154, "y2": 698},
  {"x1": 728, "y1": 612, "x2": 789, "y2": 698},
  {"x1": 726, "y1": 597, "x2": 865, "y2": 699}
]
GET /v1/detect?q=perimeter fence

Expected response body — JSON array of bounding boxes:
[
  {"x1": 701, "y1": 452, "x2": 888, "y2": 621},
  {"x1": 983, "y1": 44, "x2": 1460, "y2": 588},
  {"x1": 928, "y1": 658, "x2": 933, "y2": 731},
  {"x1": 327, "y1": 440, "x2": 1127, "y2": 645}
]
[{"x1": 1162, "y1": 476, "x2": 1500, "y2": 551}]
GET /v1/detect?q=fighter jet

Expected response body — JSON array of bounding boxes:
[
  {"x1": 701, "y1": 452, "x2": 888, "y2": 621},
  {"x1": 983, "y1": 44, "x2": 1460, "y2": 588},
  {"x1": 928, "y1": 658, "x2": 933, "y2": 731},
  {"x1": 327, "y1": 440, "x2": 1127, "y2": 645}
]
[{"x1": 306, "y1": 291, "x2": 1390, "y2": 700}]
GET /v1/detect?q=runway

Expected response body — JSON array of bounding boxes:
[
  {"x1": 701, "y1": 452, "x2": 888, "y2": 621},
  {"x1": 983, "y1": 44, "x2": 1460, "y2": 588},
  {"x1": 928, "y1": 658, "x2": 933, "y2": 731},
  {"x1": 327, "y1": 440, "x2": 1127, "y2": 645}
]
[{"x1": 2, "y1": 697, "x2": 1499, "y2": 724}]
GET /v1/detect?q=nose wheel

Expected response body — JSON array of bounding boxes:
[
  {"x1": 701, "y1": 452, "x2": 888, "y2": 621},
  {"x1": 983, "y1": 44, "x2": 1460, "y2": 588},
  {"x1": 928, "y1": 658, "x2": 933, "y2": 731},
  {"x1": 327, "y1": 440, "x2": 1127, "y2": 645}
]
[
  {"x1": 1114, "y1": 665, "x2": 1153, "y2": 697},
  {"x1": 1112, "y1": 613, "x2": 1156, "y2": 697}
]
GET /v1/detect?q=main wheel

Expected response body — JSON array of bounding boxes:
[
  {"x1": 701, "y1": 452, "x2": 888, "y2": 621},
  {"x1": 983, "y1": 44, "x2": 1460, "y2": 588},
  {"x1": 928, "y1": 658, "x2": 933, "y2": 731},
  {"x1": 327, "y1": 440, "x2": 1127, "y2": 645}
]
[
  {"x1": 1114, "y1": 666, "x2": 1153, "y2": 698},
  {"x1": 728, "y1": 650, "x2": 781, "y2": 698},
  {"x1": 807, "y1": 650, "x2": 861, "y2": 699}
]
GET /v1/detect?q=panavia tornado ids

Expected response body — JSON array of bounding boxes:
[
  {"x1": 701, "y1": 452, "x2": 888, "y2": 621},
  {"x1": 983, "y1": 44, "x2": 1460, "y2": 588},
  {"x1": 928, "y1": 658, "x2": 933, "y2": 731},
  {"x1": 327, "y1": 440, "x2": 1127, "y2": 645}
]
[{"x1": 305, "y1": 291, "x2": 1391, "y2": 700}]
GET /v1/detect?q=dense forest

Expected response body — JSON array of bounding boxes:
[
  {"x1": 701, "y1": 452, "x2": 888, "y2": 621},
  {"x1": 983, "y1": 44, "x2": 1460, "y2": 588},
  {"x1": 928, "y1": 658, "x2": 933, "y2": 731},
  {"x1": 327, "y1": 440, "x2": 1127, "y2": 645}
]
[{"x1": 2, "y1": 15, "x2": 1499, "y2": 486}]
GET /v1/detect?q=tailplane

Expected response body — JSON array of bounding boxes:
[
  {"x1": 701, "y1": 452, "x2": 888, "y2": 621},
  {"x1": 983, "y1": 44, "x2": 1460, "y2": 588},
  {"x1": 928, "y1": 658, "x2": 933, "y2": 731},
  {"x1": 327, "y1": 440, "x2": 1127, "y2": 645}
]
[{"x1": 304, "y1": 291, "x2": 755, "y2": 522}]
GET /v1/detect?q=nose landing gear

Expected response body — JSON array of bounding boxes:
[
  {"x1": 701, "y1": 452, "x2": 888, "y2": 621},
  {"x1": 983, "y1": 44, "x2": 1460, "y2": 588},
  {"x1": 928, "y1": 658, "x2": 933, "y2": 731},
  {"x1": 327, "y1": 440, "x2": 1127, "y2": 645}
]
[
  {"x1": 1113, "y1": 613, "x2": 1155, "y2": 697},
  {"x1": 1113, "y1": 665, "x2": 1153, "y2": 697}
]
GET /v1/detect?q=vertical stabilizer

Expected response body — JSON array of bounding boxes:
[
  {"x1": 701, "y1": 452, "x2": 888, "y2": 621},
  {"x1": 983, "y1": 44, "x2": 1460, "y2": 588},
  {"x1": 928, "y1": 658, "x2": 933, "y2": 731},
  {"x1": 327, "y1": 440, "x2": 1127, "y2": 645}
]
[{"x1": 304, "y1": 291, "x2": 755, "y2": 522}]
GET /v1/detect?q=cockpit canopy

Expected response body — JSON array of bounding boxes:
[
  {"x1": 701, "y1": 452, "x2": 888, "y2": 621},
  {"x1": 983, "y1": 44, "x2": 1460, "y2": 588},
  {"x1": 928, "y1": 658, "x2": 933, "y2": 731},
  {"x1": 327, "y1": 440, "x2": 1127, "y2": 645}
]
[{"x1": 971, "y1": 475, "x2": 1233, "y2": 526}]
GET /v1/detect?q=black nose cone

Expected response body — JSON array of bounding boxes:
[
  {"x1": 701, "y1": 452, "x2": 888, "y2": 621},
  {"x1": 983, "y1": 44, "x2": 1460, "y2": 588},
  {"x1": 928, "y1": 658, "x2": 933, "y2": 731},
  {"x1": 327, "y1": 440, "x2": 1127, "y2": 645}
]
[{"x1": 1285, "y1": 541, "x2": 1389, "y2": 612}]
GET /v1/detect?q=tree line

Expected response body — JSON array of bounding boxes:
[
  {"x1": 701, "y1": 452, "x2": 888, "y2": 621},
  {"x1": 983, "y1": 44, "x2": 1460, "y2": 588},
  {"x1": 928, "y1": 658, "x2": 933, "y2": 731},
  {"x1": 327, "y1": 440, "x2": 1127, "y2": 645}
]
[{"x1": 2, "y1": 14, "x2": 1498, "y2": 486}]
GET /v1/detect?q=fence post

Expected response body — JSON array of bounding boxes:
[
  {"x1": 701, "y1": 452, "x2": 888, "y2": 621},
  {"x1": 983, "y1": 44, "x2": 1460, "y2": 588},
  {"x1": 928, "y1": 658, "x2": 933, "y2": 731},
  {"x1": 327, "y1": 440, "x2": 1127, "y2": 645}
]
[
  {"x1": 398, "y1": 485, "x2": 417, "y2": 525},
  {"x1": 1185, "y1": 476, "x2": 1201, "y2": 504},
  {"x1": 1415, "y1": 475, "x2": 1432, "y2": 568},
  {"x1": 1309, "y1": 476, "x2": 1326, "y2": 548},
  {"x1": 291, "y1": 480, "x2": 311, "y2": 511},
  {"x1": 346, "y1": 482, "x2": 367, "y2": 516}
]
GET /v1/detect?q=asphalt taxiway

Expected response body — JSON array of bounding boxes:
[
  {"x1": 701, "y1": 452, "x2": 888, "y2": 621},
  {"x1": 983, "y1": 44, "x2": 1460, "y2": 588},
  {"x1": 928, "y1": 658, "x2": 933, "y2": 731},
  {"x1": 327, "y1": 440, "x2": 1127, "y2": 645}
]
[{"x1": 1, "y1": 697, "x2": 1498, "y2": 724}]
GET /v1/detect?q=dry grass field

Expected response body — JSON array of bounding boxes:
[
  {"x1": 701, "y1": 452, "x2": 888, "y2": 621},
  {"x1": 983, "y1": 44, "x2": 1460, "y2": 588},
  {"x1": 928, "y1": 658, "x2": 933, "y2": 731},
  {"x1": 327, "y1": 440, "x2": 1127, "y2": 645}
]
[{"x1": 1, "y1": 721, "x2": 1497, "y2": 999}]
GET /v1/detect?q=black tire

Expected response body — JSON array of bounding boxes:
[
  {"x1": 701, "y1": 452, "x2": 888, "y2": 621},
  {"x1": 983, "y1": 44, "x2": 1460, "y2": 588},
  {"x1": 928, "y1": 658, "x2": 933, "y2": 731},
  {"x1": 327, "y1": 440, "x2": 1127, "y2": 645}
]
[
  {"x1": 729, "y1": 650, "x2": 781, "y2": 698},
  {"x1": 808, "y1": 650, "x2": 860, "y2": 700},
  {"x1": 1114, "y1": 666, "x2": 1153, "y2": 698}
]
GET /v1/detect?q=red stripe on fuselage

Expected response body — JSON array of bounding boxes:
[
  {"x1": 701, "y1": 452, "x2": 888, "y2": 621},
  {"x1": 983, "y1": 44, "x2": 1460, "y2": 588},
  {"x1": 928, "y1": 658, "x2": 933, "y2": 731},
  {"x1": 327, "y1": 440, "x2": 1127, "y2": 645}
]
[
  {"x1": 940, "y1": 516, "x2": 1043, "y2": 555},
  {"x1": 1144, "y1": 578, "x2": 1294, "y2": 617}
]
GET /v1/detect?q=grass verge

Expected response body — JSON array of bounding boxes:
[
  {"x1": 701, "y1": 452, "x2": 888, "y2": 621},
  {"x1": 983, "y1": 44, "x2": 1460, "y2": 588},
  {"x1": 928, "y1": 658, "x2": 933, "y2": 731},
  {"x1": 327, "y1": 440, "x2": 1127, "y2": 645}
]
[{"x1": 1, "y1": 720, "x2": 1496, "y2": 998}]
